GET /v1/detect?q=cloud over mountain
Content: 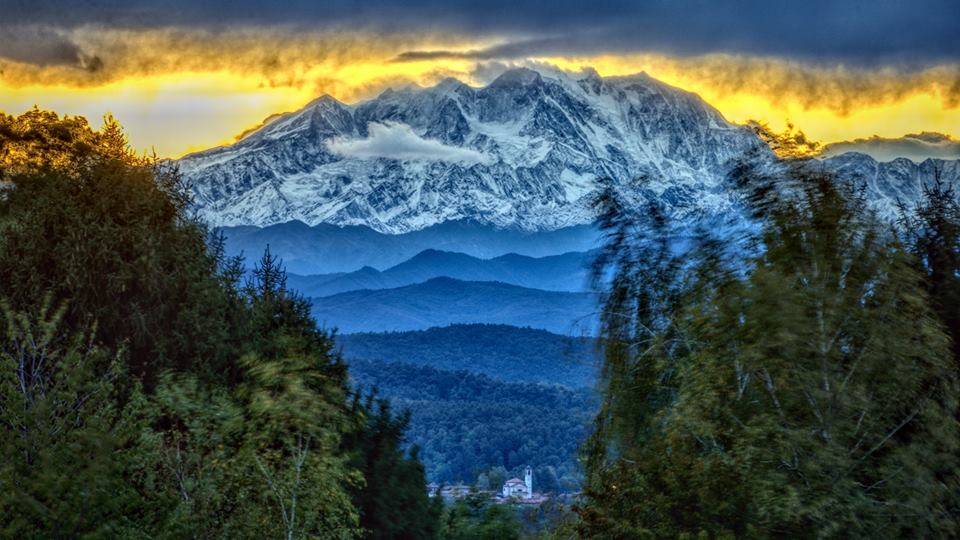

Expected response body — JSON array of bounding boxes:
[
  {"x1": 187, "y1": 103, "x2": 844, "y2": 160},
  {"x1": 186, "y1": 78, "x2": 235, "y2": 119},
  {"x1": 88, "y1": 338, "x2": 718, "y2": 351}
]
[
  {"x1": 822, "y1": 132, "x2": 960, "y2": 163},
  {"x1": 327, "y1": 122, "x2": 490, "y2": 165}
]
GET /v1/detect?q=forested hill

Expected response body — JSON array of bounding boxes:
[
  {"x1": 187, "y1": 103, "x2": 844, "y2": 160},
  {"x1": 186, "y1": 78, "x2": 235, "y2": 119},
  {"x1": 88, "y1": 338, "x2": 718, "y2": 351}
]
[
  {"x1": 340, "y1": 324, "x2": 600, "y2": 487},
  {"x1": 339, "y1": 324, "x2": 599, "y2": 387},
  {"x1": 348, "y1": 358, "x2": 596, "y2": 487}
]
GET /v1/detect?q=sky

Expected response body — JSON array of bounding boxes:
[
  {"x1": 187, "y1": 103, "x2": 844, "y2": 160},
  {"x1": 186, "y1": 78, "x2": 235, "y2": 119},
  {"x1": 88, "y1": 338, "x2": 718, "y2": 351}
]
[{"x1": 1, "y1": 0, "x2": 959, "y2": 158}]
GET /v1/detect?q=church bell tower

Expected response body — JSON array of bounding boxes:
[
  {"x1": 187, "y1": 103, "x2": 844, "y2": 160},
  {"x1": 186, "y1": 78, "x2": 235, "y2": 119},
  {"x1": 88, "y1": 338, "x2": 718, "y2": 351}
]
[{"x1": 524, "y1": 466, "x2": 533, "y2": 497}]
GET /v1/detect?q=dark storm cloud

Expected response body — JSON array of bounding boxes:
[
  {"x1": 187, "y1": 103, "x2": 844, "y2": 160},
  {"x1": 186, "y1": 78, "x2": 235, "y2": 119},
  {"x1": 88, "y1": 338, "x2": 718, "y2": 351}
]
[
  {"x1": 0, "y1": 26, "x2": 101, "y2": 71},
  {"x1": 3, "y1": 0, "x2": 960, "y2": 65}
]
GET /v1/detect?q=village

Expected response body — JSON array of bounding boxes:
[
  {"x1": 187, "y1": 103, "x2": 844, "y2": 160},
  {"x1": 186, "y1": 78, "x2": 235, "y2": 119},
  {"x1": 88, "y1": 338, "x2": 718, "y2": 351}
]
[{"x1": 427, "y1": 466, "x2": 552, "y2": 506}]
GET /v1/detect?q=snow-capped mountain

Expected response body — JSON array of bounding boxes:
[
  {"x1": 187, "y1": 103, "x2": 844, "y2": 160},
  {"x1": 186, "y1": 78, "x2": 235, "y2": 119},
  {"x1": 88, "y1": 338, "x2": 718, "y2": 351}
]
[
  {"x1": 179, "y1": 66, "x2": 960, "y2": 234},
  {"x1": 824, "y1": 152, "x2": 960, "y2": 217},
  {"x1": 178, "y1": 67, "x2": 763, "y2": 233}
]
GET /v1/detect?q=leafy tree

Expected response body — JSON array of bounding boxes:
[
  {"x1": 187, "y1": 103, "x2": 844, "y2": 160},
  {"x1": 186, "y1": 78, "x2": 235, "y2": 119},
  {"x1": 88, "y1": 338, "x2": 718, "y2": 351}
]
[
  {"x1": 0, "y1": 109, "x2": 237, "y2": 386},
  {"x1": 0, "y1": 298, "x2": 142, "y2": 536},
  {"x1": 578, "y1": 167, "x2": 960, "y2": 537},
  {"x1": 899, "y1": 170, "x2": 960, "y2": 381},
  {"x1": 441, "y1": 493, "x2": 522, "y2": 540}
]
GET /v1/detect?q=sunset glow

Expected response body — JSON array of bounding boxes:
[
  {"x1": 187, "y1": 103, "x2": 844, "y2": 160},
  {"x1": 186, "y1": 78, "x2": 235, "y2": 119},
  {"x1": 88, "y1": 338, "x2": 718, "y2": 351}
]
[{"x1": 2, "y1": 29, "x2": 958, "y2": 157}]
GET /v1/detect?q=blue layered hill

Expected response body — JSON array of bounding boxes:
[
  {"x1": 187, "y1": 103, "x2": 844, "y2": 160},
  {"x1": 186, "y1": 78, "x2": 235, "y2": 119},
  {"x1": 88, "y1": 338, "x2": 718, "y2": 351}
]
[
  {"x1": 220, "y1": 219, "x2": 601, "y2": 275},
  {"x1": 310, "y1": 277, "x2": 598, "y2": 335},
  {"x1": 288, "y1": 248, "x2": 596, "y2": 296}
]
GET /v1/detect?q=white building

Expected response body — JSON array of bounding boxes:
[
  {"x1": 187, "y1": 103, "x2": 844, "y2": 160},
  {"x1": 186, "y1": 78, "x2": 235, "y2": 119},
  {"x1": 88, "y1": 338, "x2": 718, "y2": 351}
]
[{"x1": 502, "y1": 466, "x2": 533, "y2": 499}]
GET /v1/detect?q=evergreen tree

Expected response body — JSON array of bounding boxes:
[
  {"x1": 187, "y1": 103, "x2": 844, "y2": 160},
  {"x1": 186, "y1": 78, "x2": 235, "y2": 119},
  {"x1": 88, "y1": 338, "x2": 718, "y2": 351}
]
[{"x1": 344, "y1": 391, "x2": 442, "y2": 539}]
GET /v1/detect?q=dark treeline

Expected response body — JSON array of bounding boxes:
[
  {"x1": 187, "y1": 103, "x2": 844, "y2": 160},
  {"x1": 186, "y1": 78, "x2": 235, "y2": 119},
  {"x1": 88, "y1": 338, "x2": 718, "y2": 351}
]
[
  {"x1": 0, "y1": 110, "x2": 442, "y2": 538},
  {"x1": 574, "y1": 153, "x2": 960, "y2": 537},
  {"x1": 340, "y1": 324, "x2": 598, "y2": 388}
]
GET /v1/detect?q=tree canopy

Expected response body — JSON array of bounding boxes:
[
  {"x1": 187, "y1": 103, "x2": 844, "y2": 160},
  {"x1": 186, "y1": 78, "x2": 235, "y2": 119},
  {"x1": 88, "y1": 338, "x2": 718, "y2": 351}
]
[
  {"x1": 578, "y1": 164, "x2": 960, "y2": 537},
  {"x1": 0, "y1": 109, "x2": 438, "y2": 538}
]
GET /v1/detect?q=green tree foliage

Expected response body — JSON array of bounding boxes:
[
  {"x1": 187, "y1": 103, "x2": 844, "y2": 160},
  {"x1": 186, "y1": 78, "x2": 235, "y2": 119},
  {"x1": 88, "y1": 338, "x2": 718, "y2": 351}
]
[
  {"x1": 899, "y1": 170, "x2": 960, "y2": 380},
  {"x1": 0, "y1": 110, "x2": 436, "y2": 537},
  {"x1": 344, "y1": 392, "x2": 443, "y2": 539},
  {"x1": 578, "y1": 167, "x2": 960, "y2": 538},
  {"x1": 0, "y1": 298, "x2": 141, "y2": 536},
  {"x1": 441, "y1": 493, "x2": 522, "y2": 540}
]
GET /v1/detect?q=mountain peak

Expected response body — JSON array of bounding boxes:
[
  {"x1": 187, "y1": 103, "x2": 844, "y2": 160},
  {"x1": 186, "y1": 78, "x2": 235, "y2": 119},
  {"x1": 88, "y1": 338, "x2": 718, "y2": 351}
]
[
  {"x1": 434, "y1": 77, "x2": 471, "y2": 92},
  {"x1": 306, "y1": 94, "x2": 346, "y2": 109}
]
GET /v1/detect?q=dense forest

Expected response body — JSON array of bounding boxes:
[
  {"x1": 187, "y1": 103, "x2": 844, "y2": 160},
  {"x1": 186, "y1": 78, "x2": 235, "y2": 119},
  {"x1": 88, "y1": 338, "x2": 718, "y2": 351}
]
[
  {"x1": 3, "y1": 108, "x2": 960, "y2": 538},
  {"x1": 340, "y1": 324, "x2": 597, "y2": 387},
  {"x1": 0, "y1": 110, "x2": 444, "y2": 538},
  {"x1": 349, "y1": 357, "x2": 595, "y2": 487}
]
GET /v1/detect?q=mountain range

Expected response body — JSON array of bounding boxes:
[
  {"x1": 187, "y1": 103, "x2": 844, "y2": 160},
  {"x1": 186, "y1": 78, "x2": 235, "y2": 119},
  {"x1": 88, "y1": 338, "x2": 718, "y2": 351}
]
[
  {"x1": 182, "y1": 65, "x2": 960, "y2": 336},
  {"x1": 181, "y1": 66, "x2": 960, "y2": 240},
  {"x1": 221, "y1": 219, "x2": 600, "y2": 274},
  {"x1": 288, "y1": 248, "x2": 594, "y2": 296},
  {"x1": 179, "y1": 66, "x2": 764, "y2": 234},
  {"x1": 309, "y1": 277, "x2": 597, "y2": 335}
]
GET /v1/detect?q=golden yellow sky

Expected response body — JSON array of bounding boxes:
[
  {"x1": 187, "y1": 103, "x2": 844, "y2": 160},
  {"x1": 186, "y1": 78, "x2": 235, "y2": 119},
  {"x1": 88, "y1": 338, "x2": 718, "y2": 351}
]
[{"x1": 1, "y1": 29, "x2": 957, "y2": 157}]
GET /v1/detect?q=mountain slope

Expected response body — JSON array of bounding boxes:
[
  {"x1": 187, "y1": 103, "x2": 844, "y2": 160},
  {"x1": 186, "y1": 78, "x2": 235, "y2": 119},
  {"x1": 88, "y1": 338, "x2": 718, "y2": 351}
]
[
  {"x1": 180, "y1": 66, "x2": 763, "y2": 233},
  {"x1": 309, "y1": 277, "x2": 598, "y2": 334},
  {"x1": 289, "y1": 248, "x2": 594, "y2": 296}
]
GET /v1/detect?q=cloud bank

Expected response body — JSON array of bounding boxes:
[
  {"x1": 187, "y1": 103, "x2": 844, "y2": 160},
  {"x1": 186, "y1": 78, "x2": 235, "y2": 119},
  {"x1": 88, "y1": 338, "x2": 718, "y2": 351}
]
[
  {"x1": 0, "y1": 26, "x2": 101, "y2": 71},
  {"x1": 327, "y1": 122, "x2": 490, "y2": 165},
  {"x1": 822, "y1": 132, "x2": 960, "y2": 163},
  {"x1": 3, "y1": 26, "x2": 958, "y2": 117},
  {"x1": 5, "y1": 1, "x2": 960, "y2": 65},
  {"x1": 3, "y1": 4, "x2": 959, "y2": 157}
]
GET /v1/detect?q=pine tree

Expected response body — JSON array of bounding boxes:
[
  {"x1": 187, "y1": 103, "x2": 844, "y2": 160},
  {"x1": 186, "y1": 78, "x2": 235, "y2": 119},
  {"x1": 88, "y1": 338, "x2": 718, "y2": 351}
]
[{"x1": 344, "y1": 391, "x2": 442, "y2": 539}]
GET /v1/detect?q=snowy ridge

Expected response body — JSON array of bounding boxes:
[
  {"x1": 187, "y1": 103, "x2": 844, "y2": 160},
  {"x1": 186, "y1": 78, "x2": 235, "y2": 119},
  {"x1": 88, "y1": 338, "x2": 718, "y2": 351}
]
[
  {"x1": 179, "y1": 67, "x2": 960, "y2": 233},
  {"x1": 179, "y1": 67, "x2": 762, "y2": 233}
]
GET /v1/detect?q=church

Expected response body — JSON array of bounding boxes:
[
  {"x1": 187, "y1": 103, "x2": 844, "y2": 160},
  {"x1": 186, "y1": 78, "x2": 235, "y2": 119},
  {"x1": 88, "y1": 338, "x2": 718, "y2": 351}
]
[{"x1": 501, "y1": 466, "x2": 533, "y2": 499}]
